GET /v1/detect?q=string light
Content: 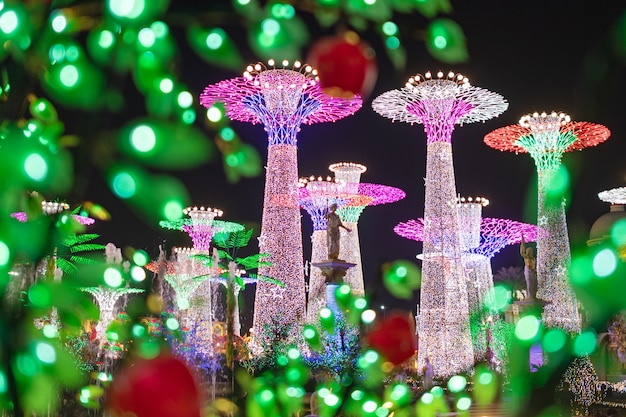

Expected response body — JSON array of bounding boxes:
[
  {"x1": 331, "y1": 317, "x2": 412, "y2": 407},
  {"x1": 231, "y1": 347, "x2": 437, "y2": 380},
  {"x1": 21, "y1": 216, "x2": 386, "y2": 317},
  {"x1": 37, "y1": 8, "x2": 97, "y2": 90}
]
[
  {"x1": 373, "y1": 71, "x2": 507, "y2": 377},
  {"x1": 200, "y1": 60, "x2": 362, "y2": 347},
  {"x1": 485, "y1": 112, "x2": 610, "y2": 332}
]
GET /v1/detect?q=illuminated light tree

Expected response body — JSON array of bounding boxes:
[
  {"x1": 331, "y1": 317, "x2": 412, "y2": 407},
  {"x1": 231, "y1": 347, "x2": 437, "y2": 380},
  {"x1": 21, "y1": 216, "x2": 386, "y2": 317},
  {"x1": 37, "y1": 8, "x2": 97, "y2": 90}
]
[
  {"x1": 200, "y1": 59, "x2": 362, "y2": 346},
  {"x1": 81, "y1": 286, "x2": 144, "y2": 348},
  {"x1": 395, "y1": 217, "x2": 541, "y2": 310},
  {"x1": 298, "y1": 176, "x2": 348, "y2": 323},
  {"x1": 373, "y1": 70, "x2": 507, "y2": 376},
  {"x1": 396, "y1": 215, "x2": 541, "y2": 365},
  {"x1": 598, "y1": 187, "x2": 626, "y2": 205},
  {"x1": 330, "y1": 163, "x2": 406, "y2": 297},
  {"x1": 485, "y1": 111, "x2": 610, "y2": 332},
  {"x1": 158, "y1": 206, "x2": 243, "y2": 359}
]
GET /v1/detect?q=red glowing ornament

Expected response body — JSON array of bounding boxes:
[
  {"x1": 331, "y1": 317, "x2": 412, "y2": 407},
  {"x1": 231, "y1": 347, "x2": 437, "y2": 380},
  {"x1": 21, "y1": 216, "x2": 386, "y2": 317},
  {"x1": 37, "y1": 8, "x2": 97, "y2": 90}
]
[
  {"x1": 306, "y1": 31, "x2": 377, "y2": 99},
  {"x1": 107, "y1": 354, "x2": 202, "y2": 417},
  {"x1": 365, "y1": 311, "x2": 417, "y2": 365}
]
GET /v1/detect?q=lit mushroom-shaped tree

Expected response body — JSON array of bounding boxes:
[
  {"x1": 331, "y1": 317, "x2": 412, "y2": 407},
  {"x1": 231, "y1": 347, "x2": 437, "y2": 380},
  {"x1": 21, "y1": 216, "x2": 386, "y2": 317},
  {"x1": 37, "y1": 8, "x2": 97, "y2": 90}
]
[{"x1": 485, "y1": 112, "x2": 610, "y2": 332}]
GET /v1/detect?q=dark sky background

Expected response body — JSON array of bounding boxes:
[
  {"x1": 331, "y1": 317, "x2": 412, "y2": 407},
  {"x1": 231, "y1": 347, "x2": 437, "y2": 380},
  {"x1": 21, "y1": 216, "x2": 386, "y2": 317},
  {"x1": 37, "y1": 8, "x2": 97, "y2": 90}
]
[{"x1": 84, "y1": 1, "x2": 626, "y2": 328}]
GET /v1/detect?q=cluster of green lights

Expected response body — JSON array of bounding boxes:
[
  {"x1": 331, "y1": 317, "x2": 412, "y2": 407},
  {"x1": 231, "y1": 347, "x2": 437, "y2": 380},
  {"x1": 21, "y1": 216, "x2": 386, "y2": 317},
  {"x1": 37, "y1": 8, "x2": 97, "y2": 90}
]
[{"x1": 381, "y1": 21, "x2": 400, "y2": 50}]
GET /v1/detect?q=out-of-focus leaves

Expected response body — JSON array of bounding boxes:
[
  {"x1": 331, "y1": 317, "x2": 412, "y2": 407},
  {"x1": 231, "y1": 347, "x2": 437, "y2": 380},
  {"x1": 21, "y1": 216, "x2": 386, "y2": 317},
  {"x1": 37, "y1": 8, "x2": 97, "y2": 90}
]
[
  {"x1": 187, "y1": 26, "x2": 244, "y2": 71},
  {"x1": 426, "y1": 18, "x2": 468, "y2": 63},
  {"x1": 118, "y1": 118, "x2": 213, "y2": 170}
]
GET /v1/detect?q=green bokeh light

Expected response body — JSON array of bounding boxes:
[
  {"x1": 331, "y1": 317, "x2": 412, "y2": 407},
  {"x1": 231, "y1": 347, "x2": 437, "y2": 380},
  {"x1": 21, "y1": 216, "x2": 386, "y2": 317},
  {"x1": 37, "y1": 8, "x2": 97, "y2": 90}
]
[
  {"x1": 206, "y1": 106, "x2": 223, "y2": 122},
  {"x1": 0, "y1": 241, "x2": 9, "y2": 266},
  {"x1": 132, "y1": 250, "x2": 149, "y2": 266},
  {"x1": 593, "y1": 248, "x2": 617, "y2": 277},
  {"x1": 515, "y1": 315, "x2": 541, "y2": 341},
  {"x1": 103, "y1": 267, "x2": 123, "y2": 287},
  {"x1": 59, "y1": 65, "x2": 79, "y2": 87},
  {"x1": 206, "y1": 30, "x2": 224, "y2": 49},
  {"x1": 611, "y1": 218, "x2": 626, "y2": 247},
  {"x1": 163, "y1": 199, "x2": 184, "y2": 220},
  {"x1": 542, "y1": 328, "x2": 567, "y2": 353},
  {"x1": 0, "y1": 10, "x2": 19, "y2": 35},
  {"x1": 447, "y1": 375, "x2": 466, "y2": 393},
  {"x1": 130, "y1": 124, "x2": 157, "y2": 153},
  {"x1": 570, "y1": 255, "x2": 593, "y2": 285},
  {"x1": 108, "y1": 0, "x2": 145, "y2": 19},
  {"x1": 382, "y1": 21, "x2": 398, "y2": 36},
  {"x1": 35, "y1": 342, "x2": 56, "y2": 364},
  {"x1": 456, "y1": 397, "x2": 472, "y2": 411},
  {"x1": 573, "y1": 330, "x2": 597, "y2": 356},
  {"x1": 23, "y1": 153, "x2": 48, "y2": 181},
  {"x1": 385, "y1": 36, "x2": 400, "y2": 50},
  {"x1": 130, "y1": 265, "x2": 146, "y2": 282},
  {"x1": 112, "y1": 172, "x2": 136, "y2": 198},
  {"x1": 484, "y1": 284, "x2": 512, "y2": 312}
]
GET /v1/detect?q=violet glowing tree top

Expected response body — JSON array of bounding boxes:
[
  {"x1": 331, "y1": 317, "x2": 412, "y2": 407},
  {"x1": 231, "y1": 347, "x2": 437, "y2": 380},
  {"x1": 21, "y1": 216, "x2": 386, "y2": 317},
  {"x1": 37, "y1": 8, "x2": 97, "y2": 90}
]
[
  {"x1": 372, "y1": 71, "x2": 507, "y2": 377},
  {"x1": 200, "y1": 59, "x2": 362, "y2": 345},
  {"x1": 485, "y1": 112, "x2": 610, "y2": 332},
  {"x1": 395, "y1": 217, "x2": 541, "y2": 260}
]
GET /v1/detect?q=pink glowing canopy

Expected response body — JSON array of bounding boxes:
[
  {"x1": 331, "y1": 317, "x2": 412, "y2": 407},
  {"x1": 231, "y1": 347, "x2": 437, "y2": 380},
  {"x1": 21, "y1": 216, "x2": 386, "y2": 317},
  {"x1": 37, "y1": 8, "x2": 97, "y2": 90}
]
[
  {"x1": 199, "y1": 61, "x2": 362, "y2": 126},
  {"x1": 395, "y1": 217, "x2": 543, "y2": 258}
]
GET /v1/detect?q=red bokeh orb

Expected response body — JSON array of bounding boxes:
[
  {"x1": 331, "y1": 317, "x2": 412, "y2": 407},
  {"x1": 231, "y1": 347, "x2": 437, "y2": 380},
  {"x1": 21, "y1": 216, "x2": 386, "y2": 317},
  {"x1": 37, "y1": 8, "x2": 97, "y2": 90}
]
[
  {"x1": 107, "y1": 354, "x2": 202, "y2": 417},
  {"x1": 365, "y1": 311, "x2": 417, "y2": 365},
  {"x1": 306, "y1": 31, "x2": 378, "y2": 99}
]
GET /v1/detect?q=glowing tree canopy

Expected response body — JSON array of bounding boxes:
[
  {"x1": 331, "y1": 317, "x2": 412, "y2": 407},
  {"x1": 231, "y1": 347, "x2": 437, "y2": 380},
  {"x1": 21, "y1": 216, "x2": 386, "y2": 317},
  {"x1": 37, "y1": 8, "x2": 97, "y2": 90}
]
[
  {"x1": 200, "y1": 59, "x2": 362, "y2": 346},
  {"x1": 298, "y1": 177, "x2": 348, "y2": 323},
  {"x1": 159, "y1": 206, "x2": 244, "y2": 253},
  {"x1": 485, "y1": 111, "x2": 610, "y2": 332},
  {"x1": 12, "y1": 200, "x2": 95, "y2": 225},
  {"x1": 374, "y1": 71, "x2": 507, "y2": 377},
  {"x1": 598, "y1": 187, "x2": 626, "y2": 205},
  {"x1": 330, "y1": 162, "x2": 405, "y2": 298}
]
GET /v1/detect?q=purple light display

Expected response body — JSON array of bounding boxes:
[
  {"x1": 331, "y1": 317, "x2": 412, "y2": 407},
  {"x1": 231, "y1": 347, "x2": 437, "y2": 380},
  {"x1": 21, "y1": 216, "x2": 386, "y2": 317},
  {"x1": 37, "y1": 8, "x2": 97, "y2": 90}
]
[{"x1": 200, "y1": 60, "x2": 362, "y2": 346}]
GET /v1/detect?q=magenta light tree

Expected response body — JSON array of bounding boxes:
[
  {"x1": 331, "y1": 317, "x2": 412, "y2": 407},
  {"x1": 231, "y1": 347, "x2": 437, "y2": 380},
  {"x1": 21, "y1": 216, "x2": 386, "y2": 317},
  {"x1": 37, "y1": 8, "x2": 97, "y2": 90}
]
[
  {"x1": 329, "y1": 163, "x2": 406, "y2": 299},
  {"x1": 373, "y1": 71, "x2": 507, "y2": 376},
  {"x1": 298, "y1": 177, "x2": 348, "y2": 323},
  {"x1": 200, "y1": 60, "x2": 362, "y2": 345},
  {"x1": 485, "y1": 112, "x2": 610, "y2": 332}
]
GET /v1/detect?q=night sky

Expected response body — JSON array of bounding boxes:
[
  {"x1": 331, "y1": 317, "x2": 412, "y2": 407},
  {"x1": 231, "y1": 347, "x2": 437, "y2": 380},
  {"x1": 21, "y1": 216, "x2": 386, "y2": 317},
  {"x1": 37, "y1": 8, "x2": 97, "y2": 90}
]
[{"x1": 84, "y1": 1, "x2": 626, "y2": 327}]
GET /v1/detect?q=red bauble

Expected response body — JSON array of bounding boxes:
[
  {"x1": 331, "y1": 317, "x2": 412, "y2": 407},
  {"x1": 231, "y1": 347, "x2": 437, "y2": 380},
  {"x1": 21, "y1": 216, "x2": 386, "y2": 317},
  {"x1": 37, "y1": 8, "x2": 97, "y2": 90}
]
[
  {"x1": 107, "y1": 354, "x2": 202, "y2": 417},
  {"x1": 365, "y1": 311, "x2": 417, "y2": 365},
  {"x1": 306, "y1": 32, "x2": 378, "y2": 99}
]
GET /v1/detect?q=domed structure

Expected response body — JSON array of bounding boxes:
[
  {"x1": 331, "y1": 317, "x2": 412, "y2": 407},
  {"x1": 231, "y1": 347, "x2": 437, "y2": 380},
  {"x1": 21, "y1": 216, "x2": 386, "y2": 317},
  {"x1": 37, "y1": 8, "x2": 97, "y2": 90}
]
[{"x1": 588, "y1": 204, "x2": 626, "y2": 246}]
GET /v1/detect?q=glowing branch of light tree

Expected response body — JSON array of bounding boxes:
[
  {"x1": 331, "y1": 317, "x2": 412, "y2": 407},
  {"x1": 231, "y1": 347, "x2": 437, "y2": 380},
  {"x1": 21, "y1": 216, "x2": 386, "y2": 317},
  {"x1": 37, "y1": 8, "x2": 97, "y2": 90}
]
[
  {"x1": 201, "y1": 59, "x2": 362, "y2": 348},
  {"x1": 374, "y1": 71, "x2": 507, "y2": 377},
  {"x1": 485, "y1": 111, "x2": 610, "y2": 332}
]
